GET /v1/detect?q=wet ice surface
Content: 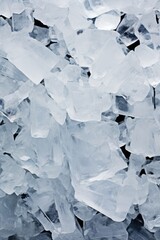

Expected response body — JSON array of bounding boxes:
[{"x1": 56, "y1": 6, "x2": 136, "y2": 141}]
[{"x1": 0, "y1": 1, "x2": 160, "y2": 240}]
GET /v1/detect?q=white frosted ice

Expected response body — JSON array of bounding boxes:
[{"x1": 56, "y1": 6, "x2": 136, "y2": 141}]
[{"x1": 0, "y1": 0, "x2": 160, "y2": 239}]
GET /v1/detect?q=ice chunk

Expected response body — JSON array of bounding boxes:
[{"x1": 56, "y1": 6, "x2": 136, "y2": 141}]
[
  {"x1": 45, "y1": 73, "x2": 67, "y2": 105},
  {"x1": 67, "y1": 82, "x2": 112, "y2": 122},
  {"x1": 68, "y1": 1, "x2": 91, "y2": 30},
  {"x1": 54, "y1": 180, "x2": 76, "y2": 233},
  {"x1": 145, "y1": 161, "x2": 160, "y2": 184},
  {"x1": 68, "y1": 121, "x2": 120, "y2": 150},
  {"x1": 2, "y1": 33, "x2": 59, "y2": 84},
  {"x1": 0, "y1": 155, "x2": 25, "y2": 194},
  {"x1": 33, "y1": 3, "x2": 68, "y2": 28},
  {"x1": 30, "y1": 25, "x2": 49, "y2": 44},
  {"x1": 139, "y1": 183, "x2": 160, "y2": 231},
  {"x1": 104, "y1": 52, "x2": 150, "y2": 103},
  {"x1": 59, "y1": 65, "x2": 81, "y2": 85},
  {"x1": 84, "y1": 213, "x2": 128, "y2": 240},
  {"x1": 69, "y1": 137, "x2": 126, "y2": 182},
  {"x1": 135, "y1": 44, "x2": 159, "y2": 68},
  {"x1": 12, "y1": 9, "x2": 34, "y2": 33},
  {"x1": 95, "y1": 11, "x2": 120, "y2": 30},
  {"x1": 91, "y1": 37, "x2": 125, "y2": 79},
  {"x1": 116, "y1": 96, "x2": 129, "y2": 112},
  {"x1": 127, "y1": 215, "x2": 155, "y2": 240},
  {"x1": 126, "y1": 118, "x2": 160, "y2": 157},
  {"x1": 30, "y1": 92, "x2": 51, "y2": 138},
  {"x1": 73, "y1": 201, "x2": 96, "y2": 221},
  {"x1": 71, "y1": 29, "x2": 117, "y2": 67},
  {"x1": 73, "y1": 177, "x2": 129, "y2": 222},
  {"x1": 0, "y1": 194, "x2": 18, "y2": 238}
]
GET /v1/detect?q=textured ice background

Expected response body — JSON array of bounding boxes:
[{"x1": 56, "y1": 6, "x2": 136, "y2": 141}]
[{"x1": 0, "y1": 0, "x2": 160, "y2": 239}]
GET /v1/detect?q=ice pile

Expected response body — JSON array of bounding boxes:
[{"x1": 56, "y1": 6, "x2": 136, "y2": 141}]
[{"x1": 0, "y1": 0, "x2": 160, "y2": 239}]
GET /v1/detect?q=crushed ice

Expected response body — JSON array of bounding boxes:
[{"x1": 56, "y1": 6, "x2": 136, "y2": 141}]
[{"x1": 0, "y1": 0, "x2": 160, "y2": 239}]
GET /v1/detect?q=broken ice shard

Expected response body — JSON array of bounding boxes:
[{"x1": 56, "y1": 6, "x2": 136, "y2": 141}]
[{"x1": 1, "y1": 33, "x2": 59, "y2": 84}]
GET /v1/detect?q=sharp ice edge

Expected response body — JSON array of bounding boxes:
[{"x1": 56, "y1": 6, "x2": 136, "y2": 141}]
[{"x1": 0, "y1": 0, "x2": 160, "y2": 239}]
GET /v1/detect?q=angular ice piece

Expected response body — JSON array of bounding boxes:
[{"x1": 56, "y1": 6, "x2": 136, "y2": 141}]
[
  {"x1": 12, "y1": 10, "x2": 34, "y2": 33},
  {"x1": 30, "y1": 25, "x2": 49, "y2": 45},
  {"x1": 0, "y1": 57, "x2": 28, "y2": 83},
  {"x1": 116, "y1": 96, "x2": 129, "y2": 112},
  {"x1": 69, "y1": 121, "x2": 120, "y2": 150},
  {"x1": 129, "y1": 154, "x2": 145, "y2": 174},
  {"x1": 135, "y1": 44, "x2": 159, "y2": 68},
  {"x1": 67, "y1": 82, "x2": 112, "y2": 122},
  {"x1": 140, "y1": 11, "x2": 159, "y2": 49},
  {"x1": 59, "y1": 65, "x2": 81, "y2": 85},
  {"x1": 145, "y1": 62, "x2": 160, "y2": 86},
  {"x1": 0, "y1": 155, "x2": 25, "y2": 194},
  {"x1": 85, "y1": 213, "x2": 128, "y2": 240},
  {"x1": 113, "y1": 52, "x2": 150, "y2": 103},
  {"x1": 31, "y1": 131, "x2": 64, "y2": 178},
  {"x1": 0, "y1": 57, "x2": 29, "y2": 101},
  {"x1": 0, "y1": 194, "x2": 18, "y2": 238},
  {"x1": 145, "y1": 161, "x2": 160, "y2": 184},
  {"x1": 72, "y1": 29, "x2": 117, "y2": 67},
  {"x1": 117, "y1": 13, "x2": 138, "y2": 33},
  {"x1": 4, "y1": 80, "x2": 33, "y2": 110},
  {"x1": 73, "y1": 201, "x2": 96, "y2": 221},
  {"x1": 30, "y1": 100, "x2": 51, "y2": 138},
  {"x1": 68, "y1": 129, "x2": 127, "y2": 183},
  {"x1": 73, "y1": 176, "x2": 129, "y2": 222},
  {"x1": 95, "y1": 11, "x2": 120, "y2": 30},
  {"x1": 30, "y1": 87, "x2": 51, "y2": 138},
  {"x1": 54, "y1": 180, "x2": 76, "y2": 233},
  {"x1": 126, "y1": 118, "x2": 160, "y2": 157},
  {"x1": 91, "y1": 37, "x2": 125, "y2": 79},
  {"x1": 68, "y1": 1, "x2": 91, "y2": 30},
  {"x1": 45, "y1": 74, "x2": 67, "y2": 105},
  {"x1": 102, "y1": 51, "x2": 150, "y2": 101},
  {"x1": 2, "y1": 33, "x2": 59, "y2": 84},
  {"x1": 117, "y1": 13, "x2": 139, "y2": 47},
  {"x1": 81, "y1": 0, "x2": 110, "y2": 18},
  {"x1": 128, "y1": 217, "x2": 155, "y2": 240},
  {"x1": 47, "y1": 98, "x2": 66, "y2": 125},
  {"x1": 139, "y1": 183, "x2": 160, "y2": 231},
  {"x1": 33, "y1": 3, "x2": 68, "y2": 28}
]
